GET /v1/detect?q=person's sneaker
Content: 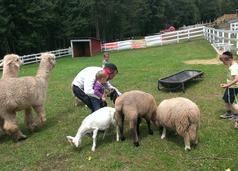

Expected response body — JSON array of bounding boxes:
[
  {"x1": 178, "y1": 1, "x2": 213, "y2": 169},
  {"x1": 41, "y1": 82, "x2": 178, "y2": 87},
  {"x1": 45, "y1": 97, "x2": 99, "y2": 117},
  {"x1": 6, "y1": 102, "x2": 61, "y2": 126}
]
[
  {"x1": 231, "y1": 113, "x2": 238, "y2": 120},
  {"x1": 220, "y1": 111, "x2": 233, "y2": 119},
  {"x1": 234, "y1": 121, "x2": 238, "y2": 129}
]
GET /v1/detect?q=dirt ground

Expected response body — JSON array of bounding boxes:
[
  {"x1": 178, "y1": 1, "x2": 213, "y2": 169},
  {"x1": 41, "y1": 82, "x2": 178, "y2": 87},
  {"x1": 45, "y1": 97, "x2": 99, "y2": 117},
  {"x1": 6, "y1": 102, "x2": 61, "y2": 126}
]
[{"x1": 184, "y1": 57, "x2": 222, "y2": 65}]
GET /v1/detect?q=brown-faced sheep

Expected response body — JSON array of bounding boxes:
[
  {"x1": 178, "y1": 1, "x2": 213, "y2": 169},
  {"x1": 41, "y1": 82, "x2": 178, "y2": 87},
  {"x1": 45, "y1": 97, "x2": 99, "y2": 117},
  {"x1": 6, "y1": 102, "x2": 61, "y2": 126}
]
[
  {"x1": 114, "y1": 90, "x2": 157, "y2": 147},
  {"x1": 0, "y1": 53, "x2": 56, "y2": 141},
  {"x1": 154, "y1": 97, "x2": 200, "y2": 151}
]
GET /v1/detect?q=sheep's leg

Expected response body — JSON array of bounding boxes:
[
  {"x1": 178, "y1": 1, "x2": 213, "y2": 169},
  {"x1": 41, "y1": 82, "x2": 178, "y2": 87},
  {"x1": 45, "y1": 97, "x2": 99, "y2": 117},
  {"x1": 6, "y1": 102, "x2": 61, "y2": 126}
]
[
  {"x1": 117, "y1": 113, "x2": 125, "y2": 141},
  {"x1": 145, "y1": 118, "x2": 153, "y2": 135},
  {"x1": 2, "y1": 112, "x2": 27, "y2": 141},
  {"x1": 91, "y1": 128, "x2": 99, "y2": 152},
  {"x1": 24, "y1": 108, "x2": 34, "y2": 132},
  {"x1": 102, "y1": 129, "x2": 107, "y2": 139},
  {"x1": 188, "y1": 124, "x2": 198, "y2": 146},
  {"x1": 130, "y1": 119, "x2": 139, "y2": 147},
  {"x1": 194, "y1": 135, "x2": 198, "y2": 146},
  {"x1": 32, "y1": 105, "x2": 46, "y2": 127},
  {"x1": 0, "y1": 117, "x2": 5, "y2": 136},
  {"x1": 136, "y1": 117, "x2": 141, "y2": 136},
  {"x1": 161, "y1": 127, "x2": 166, "y2": 139},
  {"x1": 184, "y1": 132, "x2": 191, "y2": 151},
  {"x1": 116, "y1": 126, "x2": 120, "y2": 141}
]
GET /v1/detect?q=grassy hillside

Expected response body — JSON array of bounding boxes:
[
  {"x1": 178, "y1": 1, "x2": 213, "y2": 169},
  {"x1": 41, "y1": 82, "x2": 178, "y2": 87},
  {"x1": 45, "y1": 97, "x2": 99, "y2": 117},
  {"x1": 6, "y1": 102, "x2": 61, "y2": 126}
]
[{"x1": 0, "y1": 39, "x2": 237, "y2": 170}]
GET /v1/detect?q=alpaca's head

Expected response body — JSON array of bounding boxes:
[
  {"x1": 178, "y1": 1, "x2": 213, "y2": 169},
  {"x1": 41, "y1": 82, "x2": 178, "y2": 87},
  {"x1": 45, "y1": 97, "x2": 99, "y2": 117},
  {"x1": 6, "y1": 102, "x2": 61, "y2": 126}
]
[
  {"x1": 38, "y1": 53, "x2": 56, "y2": 70},
  {"x1": 0, "y1": 54, "x2": 22, "y2": 71}
]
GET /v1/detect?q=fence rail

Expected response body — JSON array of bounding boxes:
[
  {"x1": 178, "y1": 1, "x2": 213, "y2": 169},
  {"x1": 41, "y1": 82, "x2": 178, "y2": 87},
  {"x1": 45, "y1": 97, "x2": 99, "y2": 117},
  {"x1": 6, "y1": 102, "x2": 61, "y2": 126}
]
[
  {"x1": 230, "y1": 22, "x2": 238, "y2": 31},
  {"x1": 1, "y1": 24, "x2": 238, "y2": 71},
  {"x1": 102, "y1": 26, "x2": 204, "y2": 51},
  {"x1": 203, "y1": 27, "x2": 238, "y2": 54},
  {"x1": 0, "y1": 48, "x2": 71, "y2": 70}
]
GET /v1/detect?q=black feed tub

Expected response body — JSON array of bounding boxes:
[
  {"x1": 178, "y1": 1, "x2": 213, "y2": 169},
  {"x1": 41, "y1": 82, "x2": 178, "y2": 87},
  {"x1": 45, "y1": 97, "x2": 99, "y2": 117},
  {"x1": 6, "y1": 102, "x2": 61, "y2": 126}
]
[{"x1": 158, "y1": 70, "x2": 204, "y2": 92}]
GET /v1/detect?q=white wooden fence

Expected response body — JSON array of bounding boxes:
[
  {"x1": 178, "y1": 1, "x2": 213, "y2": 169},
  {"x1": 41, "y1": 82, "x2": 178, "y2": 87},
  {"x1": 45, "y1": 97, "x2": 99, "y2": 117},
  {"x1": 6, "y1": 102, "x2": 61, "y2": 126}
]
[
  {"x1": 1, "y1": 24, "x2": 238, "y2": 71},
  {"x1": 0, "y1": 48, "x2": 71, "y2": 70},
  {"x1": 102, "y1": 26, "x2": 238, "y2": 55},
  {"x1": 203, "y1": 27, "x2": 238, "y2": 54},
  {"x1": 102, "y1": 26, "x2": 204, "y2": 51},
  {"x1": 230, "y1": 22, "x2": 238, "y2": 31}
]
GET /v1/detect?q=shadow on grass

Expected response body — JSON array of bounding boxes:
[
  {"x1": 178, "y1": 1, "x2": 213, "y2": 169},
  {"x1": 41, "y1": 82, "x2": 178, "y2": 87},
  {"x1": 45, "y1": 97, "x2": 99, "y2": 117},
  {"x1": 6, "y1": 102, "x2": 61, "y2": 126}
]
[
  {"x1": 158, "y1": 79, "x2": 204, "y2": 93},
  {"x1": 0, "y1": 105, "x2": 79, "y2": 143}
]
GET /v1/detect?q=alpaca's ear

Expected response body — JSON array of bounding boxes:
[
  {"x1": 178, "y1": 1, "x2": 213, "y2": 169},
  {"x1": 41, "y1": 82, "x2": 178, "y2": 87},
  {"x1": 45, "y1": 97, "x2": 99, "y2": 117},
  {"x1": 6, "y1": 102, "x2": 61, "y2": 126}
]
[
  {"x1": 5, "y1": 60, "x2": 13, "y2": 66},
  {"x1": 14, "y1": 61, "x2": 21, "y2": 68},
  {"x1": 48, "y1": 54, "x2": 56, "y2": 65},
  {"x1": 0, "y1": 61, "x2": 3, "y2": 67},
  {"x1": 36, "y1": 55, "x2": 41, "y2": 60}
]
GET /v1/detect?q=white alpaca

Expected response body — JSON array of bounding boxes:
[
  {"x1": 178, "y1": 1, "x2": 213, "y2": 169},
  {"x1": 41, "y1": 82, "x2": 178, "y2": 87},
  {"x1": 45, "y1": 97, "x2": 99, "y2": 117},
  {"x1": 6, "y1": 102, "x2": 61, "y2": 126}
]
[
  {"x1": 0, "y1": 54, "x2": 22, "y2": 136},
  {"x1": 0, "y1": 53, "x2": 55, "y2": 141},
  {"x1": 66, "y1": 107, "x2": 118, "y2": 152}
]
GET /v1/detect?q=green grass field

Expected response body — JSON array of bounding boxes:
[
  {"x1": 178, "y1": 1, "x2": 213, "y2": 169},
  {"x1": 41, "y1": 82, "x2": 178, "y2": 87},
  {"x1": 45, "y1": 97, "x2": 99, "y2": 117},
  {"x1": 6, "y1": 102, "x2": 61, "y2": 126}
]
[{"x1": 0, "y1": 39, "x2": 238, "y2": 170}]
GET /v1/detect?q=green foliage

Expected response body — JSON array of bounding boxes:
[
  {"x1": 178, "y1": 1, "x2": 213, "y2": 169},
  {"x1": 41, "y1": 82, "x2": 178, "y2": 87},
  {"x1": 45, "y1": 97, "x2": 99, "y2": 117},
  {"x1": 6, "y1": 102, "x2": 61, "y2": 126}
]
[
  {"x1": 0, "y1": 39, "x2": 238, "y2": 170},
  {"x1": 0, "y1": 0, "x2": 237, "y2": 57}
]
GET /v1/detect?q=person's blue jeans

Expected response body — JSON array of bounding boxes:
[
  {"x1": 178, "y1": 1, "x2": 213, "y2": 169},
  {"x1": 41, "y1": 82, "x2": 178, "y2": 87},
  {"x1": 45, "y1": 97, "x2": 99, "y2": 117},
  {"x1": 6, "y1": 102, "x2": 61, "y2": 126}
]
[
  {"x1": 72, "y1": 85, "x2": 93, "y2": 110},
  {"x1": 90, "y1": 97, "x2": 107, "y2": 112}
]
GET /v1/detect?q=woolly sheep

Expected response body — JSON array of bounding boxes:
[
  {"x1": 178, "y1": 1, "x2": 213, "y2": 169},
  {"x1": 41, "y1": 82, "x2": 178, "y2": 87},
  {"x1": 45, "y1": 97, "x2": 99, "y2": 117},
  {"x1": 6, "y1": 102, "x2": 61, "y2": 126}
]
[
  {"x1": 0, "y1": 53, "x2": 56, "y2": 141},
  {"x1": 154, "y1": 97, "x2": 200, "y2": 151},
  {"x1": 66, "y1": 107, "x2": 118, "y2": 151},
  {"x1": 114, "y1": 90, "x2": 157, "y2": 147},
  {"x1": 0, "y1": 54, "x2": 22, "y2": 136}
]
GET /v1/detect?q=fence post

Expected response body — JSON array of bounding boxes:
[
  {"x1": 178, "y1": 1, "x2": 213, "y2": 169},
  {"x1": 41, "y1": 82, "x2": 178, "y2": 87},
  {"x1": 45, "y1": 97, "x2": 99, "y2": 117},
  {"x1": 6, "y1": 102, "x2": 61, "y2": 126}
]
[
  {"x1": 212, "y1": 29, "x2": 216, "y2": 43},
  {"x1": 188, "y1": 29, "x2": 190, "y2": 40},
  {"x1": 203, "y1": 27, "x2": 206, "y2": 39},
  {"x1": 228, "y1": 33, "x2": 231, "y2": 45},
  {"x1": 209, "y1": 28, "x2": 212, "y2": 42},
  {"x1": 222, "y1": 32, "x2": 225, "y2": 44},
  {"x1": 216, "y1": 30, "x2": 220, "y2": 43},
  {"x1": 237, "y1": 33, "x2": 238, "y2": 55}
]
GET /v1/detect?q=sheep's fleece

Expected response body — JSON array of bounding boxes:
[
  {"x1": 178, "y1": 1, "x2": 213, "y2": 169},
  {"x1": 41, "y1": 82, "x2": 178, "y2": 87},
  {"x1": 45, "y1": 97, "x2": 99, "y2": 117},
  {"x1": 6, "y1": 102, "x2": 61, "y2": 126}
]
[{"x1": 155, "y1": 97, "x2": 200, "y2": 150}]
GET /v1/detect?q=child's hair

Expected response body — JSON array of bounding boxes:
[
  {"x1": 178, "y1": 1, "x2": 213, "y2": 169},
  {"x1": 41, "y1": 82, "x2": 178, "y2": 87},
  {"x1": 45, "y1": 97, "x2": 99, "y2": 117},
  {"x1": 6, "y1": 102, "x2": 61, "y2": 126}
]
[
  {"x1": 103, "y1": 52, "x2": 109, "y2": 59},
  {"x1": 96, "y1": 70, "x2": 107, "y2": 80},
  {"x1": 219, "y1": 51, "x2": 233, "y2": 61}
]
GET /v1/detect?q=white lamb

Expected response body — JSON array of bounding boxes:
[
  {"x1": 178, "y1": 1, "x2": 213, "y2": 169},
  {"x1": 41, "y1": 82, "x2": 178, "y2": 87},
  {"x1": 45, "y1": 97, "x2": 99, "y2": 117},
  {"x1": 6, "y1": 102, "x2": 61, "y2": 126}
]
[
  {"x1": 0, "y1": 53, "x2": 55, "y2": 141},
  {"x1": 66, "y1": 107, "x2": 118, "y2": 152},
  {"x1": 154, "y1": 97, "x2": 200, "y2": 151}
]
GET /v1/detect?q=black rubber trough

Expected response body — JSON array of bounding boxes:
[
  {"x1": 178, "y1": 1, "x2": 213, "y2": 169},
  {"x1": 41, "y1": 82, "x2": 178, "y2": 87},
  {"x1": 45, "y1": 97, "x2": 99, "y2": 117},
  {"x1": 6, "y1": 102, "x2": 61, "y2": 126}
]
[{"x1": 158, "y1": 70, "x2": 204, "y2": 92}]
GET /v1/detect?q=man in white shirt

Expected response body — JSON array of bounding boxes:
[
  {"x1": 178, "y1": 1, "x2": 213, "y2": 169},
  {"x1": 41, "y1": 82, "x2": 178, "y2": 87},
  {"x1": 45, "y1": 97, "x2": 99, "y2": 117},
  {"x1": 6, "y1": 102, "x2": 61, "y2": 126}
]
[{"x1": 72, "y1": 63, "x2": 120, "y2": 112}]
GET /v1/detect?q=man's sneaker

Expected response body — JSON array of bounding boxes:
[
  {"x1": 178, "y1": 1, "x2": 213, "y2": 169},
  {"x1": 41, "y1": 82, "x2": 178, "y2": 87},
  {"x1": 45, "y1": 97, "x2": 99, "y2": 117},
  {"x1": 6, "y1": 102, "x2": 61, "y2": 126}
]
[
  {"x1": 220, "y1": 112, "x2": 233, "y2": 119},
  {"x1": 231, "y1": 113, "x2": 238, "y2": 120}
]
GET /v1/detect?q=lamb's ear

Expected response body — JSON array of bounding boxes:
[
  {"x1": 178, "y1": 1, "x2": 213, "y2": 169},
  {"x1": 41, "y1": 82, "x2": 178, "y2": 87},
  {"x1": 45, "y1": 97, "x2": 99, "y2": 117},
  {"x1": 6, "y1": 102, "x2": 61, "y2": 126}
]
[{"x1": 66, "y1": 136, "x2": 74, "y2": 146}]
